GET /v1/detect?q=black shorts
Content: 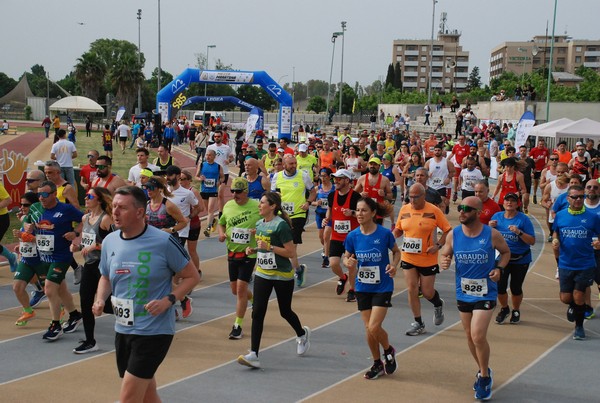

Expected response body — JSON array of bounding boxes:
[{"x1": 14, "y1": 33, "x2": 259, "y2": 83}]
[
  {"x1": 400, "y1": 261, "x2": 440, "y2": 276},
  {"x1": 119, "y1": 137, "x2": 127, "y2": 143},
  {"x1": 223, "y1": 174, "x2": 230, "y2": 184},
  {"x1": 356, "y1": 291, "x2": 393, "y2": 311},
  {"x1": 558, "y1": 267, "x2": 595, "y2": 293},
  {"x1": 523, "y1": 180, "x2": 532, "y2": 194},
  {"x1": 436, "y1": 187, "x2": 451, "y2": 199},
  {"x1": 461, "y1": 190, "x2": 475, "y2": 199},
  {"x1": 228, "y1": 257, "x2": 256, "y2": 283},
  {"x1": 115, "y1": 333, "x2": 173, "y2": 379},
  {"x1": 533, "y1": 171, "x2": 542, "y2": 180},
  {"x1": 291, "y1": 216, "x2": 307, "y2": 244},
  {"x1": 188, "y1": 226, "x2": 200, "y2": 241},
  {"x1": 103, "y1": 144, "x2": 113, "y2": 152},
  {"x1": 201, "y1": 192, "x2": 218, "y2": 200},
  {"x1": 329, "y1": 240, "x2": 346, "y2": 258},
  {"x1": 457, "y1": 300, "x2": 496, "y2": 313}
]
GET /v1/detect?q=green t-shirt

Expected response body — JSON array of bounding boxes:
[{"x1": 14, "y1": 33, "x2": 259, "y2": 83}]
[
  {"x1": 296, "y1": 154, "x2": 318, "y2": 181},
  {"x1": 256, "y1": 149, "x2": 267, "y2": 160},
  {"x1": 219, "y1": 198, "x2": 261, "y2": 254},
  {"x1": 255, "y1": 215, "x2": 293, "y2": 280}
]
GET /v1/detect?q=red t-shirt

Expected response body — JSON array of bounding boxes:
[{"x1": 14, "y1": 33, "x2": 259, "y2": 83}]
[
  {"x1": 480, "y1": 197, "x2": 501, "y2": 225},
  {"x1": 80, "y1": 164, "x2": 97, "y2": 187},
  {"x1": 529, "y1": 147, "x2": 549, "y2": 171},
  {"x1": 452, "y1": 143, "x2": 470, "y2": 165}
]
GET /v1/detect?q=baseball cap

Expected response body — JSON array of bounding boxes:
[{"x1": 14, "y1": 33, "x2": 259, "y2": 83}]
[
  {"x1": 231, "y1": 177, "x2": 248, "y2": 192},
  {"x1": 331, "y1": 169, "x2": 353, "y2": 179},
  {"x1": 576, "y1": 141, "x2": 583, "y2": 146},
  {"x1": 504, "y1": 192, "x2": 519, "y2": 201},
  {"x1": 298, "y1": 144, "x2": 308, "y2": 152},
  {"x1": 382, "y1": 153, "x2": 393, "y2": 161},
  {"x1": 368, "y1": 157, "x2": 382, "y2": 165},
  {"x1": 242, "y1": 143, "x2": 248, "y2": 149},
  {"x1": 277, "y1": 147, "x2": 285, "y2": 152},
  {"x1": 377, "y1": 141, "x2": 385, "y2": 146},
  {"x1": 140, "y1": 168, "x2": 154, "y2": 178}
]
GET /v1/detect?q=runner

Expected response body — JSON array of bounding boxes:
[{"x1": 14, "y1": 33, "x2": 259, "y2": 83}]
[
  {"x1": 458, "y1": 156, "x2": 484, "y2": 200},
  {"x1": 312, "y1": 168, "x2": 335, "y2": 268},
  {"x1": 243, "y1": 157, "x2": 270, "y2": 201},
  {"x1": 127, "y1": 148, "x2": 159, "y2": 187},
  {"x1": 206, "y1": 130, "x2": 235, "y2": 221},
  {"x1": 196, "y1": 149, "x2": 223, "y2": 236},
  {"x1": 354, "y1": 157, "x2": 392, "y2": 224},
  {"x1": 489, "y1": 193, "x2": 536, "y2": 324},
  {"x1": 91, "y1": 156, "x2": 127, "y2": 194},
  {"x1": 424, "y1": 143, "x2": 455, "y2": 213},
  {"x1": 474, "y1": 180, "x2": 501, "y2": 225},
  {"x1": 344, "y1": 197, "x2": 400, "y2": 380},
  {"x1": 446, "y1": 134, "x2": 470, "y2": 203},
  {"x1": 237, "y1": 192, "x2": 311, "y2": 369},
  {"x1": 440, "y1": 196, "x2": 510, "y2": 401},
  {"x1": 217, "y1": 178, "x2": 261, "y2": 339},
  {"x1": 393, "y1": 183, "x2": 452, "y2": 336}
]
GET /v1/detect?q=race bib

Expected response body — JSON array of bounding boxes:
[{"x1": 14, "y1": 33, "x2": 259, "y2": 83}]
[
  {"x1": 357, "y1": 265, "x2": 380, "y2": 284},
  {"x1": 402, "y1": 237, "x2": 423, "y2": 253},
  {"x1": 319, "y1": 198, "x2": 329, "y2": 208},
  {"x1": 204, "y1": 178, "x2": 216, "y2": 187},
  {"x1": 430, "y1": 177, "x2": 443, "y2": 187},
  {"x1": 257, "y1": 251, "x2": 277, "y2": 271},
  {"x1": 333, "y1": 220, "x2": 351, "y2": 234},
  {"x1": 36, "y1": 234, "x2": 54, "y2": 252},
  {"x1": 460, "y1": 278, "x2": 488, "y2": 297},
  {"x1": 282, "y1": 202, "x2": 295, "y2": 215},
  {"x1": 81, "y1": 232, "x2": 97, "y2": 248},
  {"x1": 111, "y1": 296, "x2": 134, "y2": 326},
  {"x1": 230, "y1": 227, "x2": 251, "y2": 244},
  {"x1": 19, "y1": 242, "x2": 37, "y2": 258}
]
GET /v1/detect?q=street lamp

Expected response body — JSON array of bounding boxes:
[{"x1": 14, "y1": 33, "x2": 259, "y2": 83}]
[
  {"x1": 137, "y1": 9, "x2": 142, "y2": 114},
  {"x1": 546, "y1": 0, "x2": 557, "y2": 121},
  {"x1": 203, "y1": 45, "x2": 216, "y2": 124},
  {"x1": 339, "y1": 21, "x2": 347, "y2": 121},
  {"x1": 427, "y1": 0, "x2": 438, "y2": 107},
  {"x1": 327, "y1": 32, "x2": 343, "y2": 121}
]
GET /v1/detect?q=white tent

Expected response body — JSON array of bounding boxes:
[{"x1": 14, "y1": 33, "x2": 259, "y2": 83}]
[
  {"x1": 556, "y1": 118, "x2": 600, "y2": 139},
  {"x1": 49, "y1": 96, "x2": 104, "y2": 113},
  {"x1": 528, "y1": 118, "x2": 574, "y2": 138}
]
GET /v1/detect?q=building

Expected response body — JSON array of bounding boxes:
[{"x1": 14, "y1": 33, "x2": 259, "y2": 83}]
[
  {"x1": 489, "y1": 35, "x2": 600, "y2": 82},
  {"x1": 391, "y1": 13, "x2": 470, "y2": 94}
]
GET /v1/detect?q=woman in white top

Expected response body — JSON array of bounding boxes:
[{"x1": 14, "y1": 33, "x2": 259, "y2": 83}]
[{"x1": 344, "y1": 145, "x2": 365, "y2": 181}]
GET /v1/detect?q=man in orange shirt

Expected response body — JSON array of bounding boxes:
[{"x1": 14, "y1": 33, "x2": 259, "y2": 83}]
[
  {"x1": 423, "y1": 133, "x2": 439, "y2": 161},
  {"x1": 554, "y1": 141, "x2": 572, "y2": 164},
  {"x1": 393, "y1": 183, "x2": 452, "y2": 336}
]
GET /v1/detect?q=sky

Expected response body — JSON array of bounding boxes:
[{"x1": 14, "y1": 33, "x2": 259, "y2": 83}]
[{"x1": 2, "y1": 0, "x2": 599, "y2": 89}]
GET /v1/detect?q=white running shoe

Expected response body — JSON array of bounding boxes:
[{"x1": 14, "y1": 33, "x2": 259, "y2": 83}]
[{"x1": 296, "y1": 326, "x2": 311, "y2": 355}]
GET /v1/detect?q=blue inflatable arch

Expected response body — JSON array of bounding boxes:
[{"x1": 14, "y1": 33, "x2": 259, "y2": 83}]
[
  {"x1": 156, "y1": 69, "x2": 292, "y2": 140},
  {"x1": 181, "y1": 95, "x2": 264, "y2": 132}
]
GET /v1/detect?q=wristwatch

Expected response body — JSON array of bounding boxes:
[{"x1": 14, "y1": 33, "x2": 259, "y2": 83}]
[
  {"x1": 167, "y1": 294, "x2": 176, "y2": 305},
  {"x1": 74, "y1": 231, "x2": 80, "y2": 237},
  {"x1": 170, "y1": 227, "x2": 176, "y2": 234},
  {"x1": 495, "y1": 265, "x2": 505, "y2": 272}
]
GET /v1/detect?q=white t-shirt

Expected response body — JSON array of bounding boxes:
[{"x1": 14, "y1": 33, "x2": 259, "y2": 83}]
[
  {"x1": 116, "y1": 124, "x2": 130, "y2": 139},
  {"x1": 50, "y1": 139, "x2": 77, "y2": 168},
  {"x1": 128, "y1": 163, "x2": 159, "y2": 186},
  {"x1": 207, "y1": 143, "x2": 234, "y2": 174},
  {"x1": 168, "y1": 185, "x2": 198, "y2": 238},
  {"x1": 460, "y1": 168, "x2": 484, "y2": 192}
]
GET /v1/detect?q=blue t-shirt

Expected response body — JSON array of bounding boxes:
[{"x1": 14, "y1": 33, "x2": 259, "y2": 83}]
[
  {"x1": 491, "y1": 211, "x2": 534, "y2": 264},
  {"x1": 452, "y1": 225, "x2": 497, "y2": 302},
  {"x1": 100, "y1": 225, "x2": 190, "y2": 335},
  {"x1": 32, "y1": 202, "x2": 83, "y2": 263},
  {"x1": 552, "y1": 192, "x2": 569, "y2": 214},
  {"x1": 200, "y1": 162, "x2": 220, "y2": 193},
  {"x1": 344, "y1": 224, "x2": 396, "y2": 293},
  {"x1": 553, "y1": 209, "x2": 600, "y2": 271},
  {"x1": 132, "y1": 123, "x2": 141, "y2": 136}
]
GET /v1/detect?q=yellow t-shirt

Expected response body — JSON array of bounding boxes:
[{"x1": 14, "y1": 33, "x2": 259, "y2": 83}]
[{"x1": 0, "y1": 184, "x2": 10, "y2": 215}]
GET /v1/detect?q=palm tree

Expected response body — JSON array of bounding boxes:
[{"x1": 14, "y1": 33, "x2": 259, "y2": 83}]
[
  {"x1": 74, "y1": 52, "x2": 106, "y2": 102},
  {"x1": 109, "y1": 53, "x2": 145, "y2": 114}
]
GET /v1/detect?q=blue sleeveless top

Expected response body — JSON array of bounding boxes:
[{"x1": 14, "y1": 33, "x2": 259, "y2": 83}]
[
  {"x1": 247, "y1": 175, "x2": 265, "y2": 200},
  {"x1": 200, "y1": 162, "x2": 220, "y2": 193}
]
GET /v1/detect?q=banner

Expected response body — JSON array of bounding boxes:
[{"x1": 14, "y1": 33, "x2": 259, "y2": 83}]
[
  {"x1": 515, "y1": 111, "x2": 535, "y2": 150},
  {"x1": 245, "y1": 113, "x2": 259, "y2": 142},
  {"x1": 116, "y1": 106, "x2": 126, "y2": 122}
]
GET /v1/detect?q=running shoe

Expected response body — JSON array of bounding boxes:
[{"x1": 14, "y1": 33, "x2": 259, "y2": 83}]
[
  {"x1": 181, "y1": 297, "x2": 193, "y2": 318},
  {"x1": 452, "y1": 192, "x2": 458, "y2": 203},
  {"x1": 63, "y1": 312, "x2": 83, "y2": 333},
  {"x1": 566, "y1": 306, "x2": 575, "y2": 322},
  {"x1": 6, "y1": 251, "x2": 18, "y2": 273},
  {"x1": 336, "y1": 274, "x2": 348, "y2": 295},
  {"x1": 405, "y1": 321, "x2": 426, "y2": 336},
  {"x1": 547, "y1": 235, "x2": 553, "y2": 243},
  {"x1": 296, "y1": 326, "x2": 311, "y2": 355},
  {"x1": 509, "y1": 310, "x2": 521, "y2": 324},
  {"x1": 495, "y1": 307, "x2": 510, "y2": 324},
  {"x1": 585, "y1": 309, "x2": 595, "y2": 320},
  {"x1": 322, "y1": 256, "x2": 329, "y2": 268},
  {"x1": 555, "y1": 268, "x2": 559, "y2": 279},
  {"x1": 229, "y1": 325, "x2": 243, "y2": 340},
  {"x1": 237, "y1": 351, "x2": 261, "y2": 369},
  {"x1": 16, "y1": 310, "x2": 35, "y2": 326},
  {"x1": 346, "y1": 290, "x2": 356, "y2": 302},
  {"x1": 475, "y1": 369, "x2": 493, "y2": 400},
  {"x1": 43, "y1": 322, "x2": 63, "y2": 341},
  {"x1": 73, "y1": 340, "x2": 99, "y2": 354},
  {"x1": 211, "y1": 218, "x2": 218, "y2": 232},
  {"x1": 573, "y1": 326, "x2": 586, "y2": 340},
  {"x1": 203, "y1": 227, "x2": 211, "y2": 237},
  {"x1": 433, "y1": 299, "x2": 445, "y2": 326},
  {"x1": 73, "y1": 264, "x2": 83, "y2": 285},
  {"x1": 295, "y1": 264, "x2": 306, "y2": 288},
  {"x1": 29, "y1": 290, "x2": 47, "y2": 308},
  {"x1": 364, "y1": 360, "x2": 385, "y2": 380},
  {"x1": 533, "y1": 195, "x2": 537, "y2": 204},
  {"x1": 383, "y1": 346, "x2": 397, "y2": 375}
]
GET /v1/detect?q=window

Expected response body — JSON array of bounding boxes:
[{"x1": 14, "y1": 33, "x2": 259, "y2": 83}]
[
  {"x1": 406, "y1": 45, "x2": 417, "y2": 51},
  {"x1": 557, "y1": 57, "x2": 565, "y2": 65},
  {"x1": 421, "y1": 56, "x2": 427, "y2": 62},
  {"x1": 420, "y1": 77, "x2": 426, "y2": 83},
  {"x1": 576, "y1": 46, "x2": 582, "y2": 52},
  {"x1": 575, "y1": 56, "x2": 582, "y2": 63},
  {"x1": 397, "y1": 45, "x2": 403, "y2": 52},
  {"x1": 406, "y1": 55, "x2": 418, "y2": 61},
  {"x1": 420, "y1": 67, "x2": 427, "y2": 72}
]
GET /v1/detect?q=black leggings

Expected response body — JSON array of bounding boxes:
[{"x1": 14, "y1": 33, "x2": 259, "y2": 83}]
[
  {"x1": 0, "y1": 213, "x2": 10, "y2": 241},
  {"x1": 251, "y1": 276, "x2": 304, "y2": 354},
  {"x1": 80, "y1": 260, "x2": 113, "y2": 343},
  {"x1": 497, "y1": 262, "x2": 529, "y2": 296}
]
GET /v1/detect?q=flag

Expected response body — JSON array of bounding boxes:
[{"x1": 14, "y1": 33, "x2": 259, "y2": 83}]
[
  {"x1": 352, "y1": 98, "x2": 356, "y2": 114},
  {"x1": 515, "y1": 111, "x2": 535, "y2": 150}
]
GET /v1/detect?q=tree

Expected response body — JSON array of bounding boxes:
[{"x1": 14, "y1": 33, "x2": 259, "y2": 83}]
[
  {"x1": 306, "y1": 80, "x2": 329, "y2": 97},
  {"x1": 332, "y1": 83, "x2": 357, "y2": 115},
  {"x1": 74, "y1": 52, "x2": 106, "y2": 102},
  {"x1": 385, "y1": 64, "x2": 394, "y2": 87},
  {"x1": 306, "y1": 96, "x2": 326, "y2": 113},
  {"x1": 393, "y1": 62, "x2": 402, "y2": 90},
  {"x1": 467, "y1": 66, "x2": 482, "y2": 91},
  {"x1": 0, "y1": 73, "x2": 17, "y2": 98},
  {"x1": 109, "y1": 52, "x2": 144, "y2": 115},
  {"x1": 236, "y1": 85, "x2": 275, "y2": 111}
]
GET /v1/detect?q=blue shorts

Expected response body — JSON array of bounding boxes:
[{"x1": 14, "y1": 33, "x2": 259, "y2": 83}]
[
  {"x1": 315, "y1": 211, "x2": 327, "y2": 229},
  {"x1": 559, "y1": 267, "x2": 595, "y2": 293}
]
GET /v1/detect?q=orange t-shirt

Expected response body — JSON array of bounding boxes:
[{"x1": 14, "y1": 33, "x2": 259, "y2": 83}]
[
  {"x1": 395, "y1": 202, "x2": 452, "y2": 267},
  {"x1": 423, "y1": 139, "x2": 438, "y2": 158},
  {"x1": 555, "y1": 150, "x2": 572, "y2": 164}
]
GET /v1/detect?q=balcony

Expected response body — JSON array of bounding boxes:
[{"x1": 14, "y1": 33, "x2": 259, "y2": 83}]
[
  {"x1": 583, "y1": 62, "x2": 600, "y2": 68},
  {"x1": 403, "y1": 82, "x2": 418, "y2": 88},
  {"x1": 584, "y1": 51, "x2": 600, "y2": 57},
  {"x1": 403, "y1": 71, "x2": 418, "y2": 77},
  {"x1": 457, "y1": 61, "x2": 469, "y2": 68},
  {"x1": 404, "y1": 61, "x2": 419, "y2": 67},
  {"x1": 404, "y1": 50, "x2": 419, "y2": 56},
  {"x1": 431, "y1": 61, "x2": 444, "y2": 67}
]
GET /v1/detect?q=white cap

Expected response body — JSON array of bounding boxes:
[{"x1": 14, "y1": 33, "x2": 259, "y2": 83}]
[
  {"x1": 298, "y1": 144, "x2": 308, "y2": 152},
  {"x1": 332, "y1": 169, "x2": 353, "y2": 179}
]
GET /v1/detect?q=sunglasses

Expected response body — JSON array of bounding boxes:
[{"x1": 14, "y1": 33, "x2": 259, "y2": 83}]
[
  {"x1": 586, "y1": 185, "x2": 599, "y2": 189},
  {"x1": 180, "y1": 177, "x2": 191, "y2": 181},
  {"x1": 85, "y1": 194, "x2": 96, "y2": 200},
  {"x1": 231, "y1": 189, "x2": 244, "y2": 194},
  {"x1": 549, "y1": 158, "x2": 558, "y2": 161},
  {"x1": 38, "y1": 191, "x2": 53, "y2": 198},
  {"x1": 87, "y1": 155, "x2": 96, "y2": 158},
  {"x1": 568, "y1": 195, "x2": 585, "y2": 200},
  {"x1": 457, "y1": 205, "x2": 478, "y2": 213},
  {"x1": 96, "y1": 165, "x2": 108, "y2": 170},
  {"x1": 142, "y1": 184, "x2": 157, "y2": 191},
  {"x1": 20, "y1": 203, "x2": 32, "y2": 207},
  {"x1": 26, "y1": 178, "x2": 39, "y2": 183}
]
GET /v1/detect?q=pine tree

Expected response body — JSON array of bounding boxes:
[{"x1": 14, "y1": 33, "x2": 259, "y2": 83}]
[
  {"x1": 385, "y1": 64, "x2": 394, "y2": 88},
  {"x1": 393, "y1": 62, "x2": 402, "y2": 91},
  {"x1": 467, "y1": 66, "x2": 482, "y2": 90}
]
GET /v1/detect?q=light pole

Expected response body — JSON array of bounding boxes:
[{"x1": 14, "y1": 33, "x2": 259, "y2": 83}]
[
  {"x1": 157, "y1": 0, "x2": 161, "y2": 93},
  {"x1": 427, "y1": 0, "x2": 437, "y2": 107},
  {"x1": 137, "y1": 9, "x2": 142, "y2": 114},
  {"x1": 203, "y1": 45, "x2": 216, "y2": 124},
  {"x1": 327, "y1": 32, "x2": 342, "y2": 121},
  {"x1": 546, "y1": 0, "x2": 558, "y2": 121},
  {"x1": 339, "y1": 21, "x2": 347, "y2": 121},
  {"x1": 292, "y1": 66, "x2": 295, "y2": 107}
]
